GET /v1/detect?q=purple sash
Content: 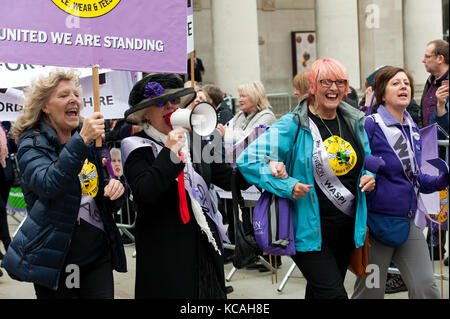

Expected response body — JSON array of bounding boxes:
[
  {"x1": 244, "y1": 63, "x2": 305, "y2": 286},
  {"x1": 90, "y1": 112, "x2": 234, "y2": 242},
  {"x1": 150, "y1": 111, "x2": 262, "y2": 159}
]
[
  {"x1": 78, "y1": 194, "x2": 105, "y2": 232},
  {"x1": 121, "y1": 136, "x2": 230, "y2": 243}
]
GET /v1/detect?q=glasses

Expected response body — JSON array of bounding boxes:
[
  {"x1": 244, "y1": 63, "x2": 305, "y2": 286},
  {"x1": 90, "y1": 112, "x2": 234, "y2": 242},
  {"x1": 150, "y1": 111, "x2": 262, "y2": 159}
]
[
  {"x1": 424, "y1": 54, "x2": 436, "y2": 60},
  {"x1": 319, "y1": 79, "x2": 347, "y2": 88},
  {"x1": 157, "y1": 98, "x2": 181, "y2": 107}
]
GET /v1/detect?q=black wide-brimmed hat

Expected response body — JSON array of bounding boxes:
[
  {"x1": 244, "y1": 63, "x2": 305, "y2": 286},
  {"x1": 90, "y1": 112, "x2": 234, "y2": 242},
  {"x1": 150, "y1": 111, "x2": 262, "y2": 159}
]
[{"x1": 124, "y1": 73, "x2": 196, "y2": 124}]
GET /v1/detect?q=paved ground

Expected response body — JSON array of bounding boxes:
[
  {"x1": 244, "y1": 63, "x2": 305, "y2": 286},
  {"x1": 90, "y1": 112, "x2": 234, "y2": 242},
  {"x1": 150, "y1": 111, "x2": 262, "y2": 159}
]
[{"x1": 1, "y1": 214, "x2": 448, "y2": 299}]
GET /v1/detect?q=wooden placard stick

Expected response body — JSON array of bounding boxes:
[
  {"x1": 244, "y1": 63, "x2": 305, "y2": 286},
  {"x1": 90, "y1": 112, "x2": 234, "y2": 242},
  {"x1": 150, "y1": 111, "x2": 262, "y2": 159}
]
[
  {"x1": 438, "y1": 223, "x2": 443, "y2": 298},
  {"x1": 190, "y1": 51, "x2": 195, "y2": 108},
  {"x1": 92, "y1": 66, "x2": 102, "y2": 147}
]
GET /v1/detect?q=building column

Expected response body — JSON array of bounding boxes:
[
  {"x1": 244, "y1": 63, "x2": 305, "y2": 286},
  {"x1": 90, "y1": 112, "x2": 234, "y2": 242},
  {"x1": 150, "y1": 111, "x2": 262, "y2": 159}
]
[
  {"x1": 211, "y1": 0, "x2": 260, "y2": 96},
  {"x1": 315, "y1": 0, "x2": 361, "y2": 89},
  {"x1": 404, "y1": 0, "x2": 443, "y2": 85},
  {"x1": 356, "y1": 0, "x2": 404, "y2": 89}
]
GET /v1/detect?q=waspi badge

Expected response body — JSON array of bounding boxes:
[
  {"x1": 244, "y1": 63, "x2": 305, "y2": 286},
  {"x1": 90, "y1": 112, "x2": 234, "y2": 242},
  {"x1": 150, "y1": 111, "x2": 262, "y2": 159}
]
[
  {"x1": 323, "y1": 136, "x2": 357, "y2": 176},
  {"x1": 78, "y1": 159, "x2": 99, "y2": 197}
]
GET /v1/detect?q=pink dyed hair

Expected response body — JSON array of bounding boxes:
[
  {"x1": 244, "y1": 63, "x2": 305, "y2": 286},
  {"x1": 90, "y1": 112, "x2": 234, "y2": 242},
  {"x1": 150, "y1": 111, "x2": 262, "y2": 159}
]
[{"x1": 307, "y1": 58, "x2": 351, "y2": 95}]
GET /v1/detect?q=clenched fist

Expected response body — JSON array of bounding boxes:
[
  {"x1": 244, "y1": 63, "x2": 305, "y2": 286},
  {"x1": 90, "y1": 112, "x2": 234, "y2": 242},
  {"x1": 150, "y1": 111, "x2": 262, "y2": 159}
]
[
  {"x1": 79, "y1": 112, "x2": 105, "y2": 145},
  {"x1": 165, "y1": 127, "x2": 189, "y2": 154},
  {"x1": 104, "y1": 178, "x2": 124, "y2": 201}
]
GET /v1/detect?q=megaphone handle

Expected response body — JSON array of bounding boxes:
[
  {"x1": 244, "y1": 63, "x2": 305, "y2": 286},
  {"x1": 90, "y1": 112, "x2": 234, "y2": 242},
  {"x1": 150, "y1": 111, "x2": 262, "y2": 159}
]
[{"x1": 177, "y1": 152, "x2": 190, "y2": 224}]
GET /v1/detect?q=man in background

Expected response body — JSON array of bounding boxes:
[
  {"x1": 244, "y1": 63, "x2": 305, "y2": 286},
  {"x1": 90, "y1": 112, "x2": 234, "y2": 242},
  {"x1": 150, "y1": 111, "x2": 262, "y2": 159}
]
[{"x1": 187, "y1": 50, "x2": 205, "y2": 83}]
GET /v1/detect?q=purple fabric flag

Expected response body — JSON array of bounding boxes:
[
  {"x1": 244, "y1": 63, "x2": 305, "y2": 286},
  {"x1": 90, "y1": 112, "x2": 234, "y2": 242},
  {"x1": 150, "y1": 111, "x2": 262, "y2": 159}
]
[
  {"x1": 0, "y1": 1, "x2": 188, "y2": 73},
  {"x1": 420, "y1": 124, "x2": 439, "y2": 174},
  {"x1": 419, "y1": 124, "x2": 447, "y2": 230}
]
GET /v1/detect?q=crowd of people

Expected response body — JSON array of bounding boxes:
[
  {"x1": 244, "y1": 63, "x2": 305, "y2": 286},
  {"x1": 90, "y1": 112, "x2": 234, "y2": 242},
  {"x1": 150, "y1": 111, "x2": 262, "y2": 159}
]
[{"x1": 0, "y1": 39, "x2": 448, "y2": 299}]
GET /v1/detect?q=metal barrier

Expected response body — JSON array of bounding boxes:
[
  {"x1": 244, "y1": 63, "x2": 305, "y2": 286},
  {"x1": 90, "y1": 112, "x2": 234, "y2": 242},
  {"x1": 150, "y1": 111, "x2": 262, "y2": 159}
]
[{"x1": 115, "y1": 192, "x2": 136, "y2": 242}]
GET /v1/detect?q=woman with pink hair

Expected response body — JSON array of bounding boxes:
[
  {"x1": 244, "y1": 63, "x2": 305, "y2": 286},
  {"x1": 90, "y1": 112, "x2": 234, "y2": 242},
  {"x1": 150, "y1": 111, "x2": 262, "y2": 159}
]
[{"x1": 237, "y1": 58, "x2": 375, "y2": 299}]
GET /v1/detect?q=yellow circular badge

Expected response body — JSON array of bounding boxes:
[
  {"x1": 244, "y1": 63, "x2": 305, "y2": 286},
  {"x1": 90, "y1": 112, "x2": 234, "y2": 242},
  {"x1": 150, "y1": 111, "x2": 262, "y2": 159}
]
[
  {"x1": 78, "y1": 159, "x2": 99, "y2": 197},
  {"x1": 323, "y1": 136, "x2": 357, "y2": 176},
  {"x1": 51, "y1": 0, "x2": 121, "y2": 18}
]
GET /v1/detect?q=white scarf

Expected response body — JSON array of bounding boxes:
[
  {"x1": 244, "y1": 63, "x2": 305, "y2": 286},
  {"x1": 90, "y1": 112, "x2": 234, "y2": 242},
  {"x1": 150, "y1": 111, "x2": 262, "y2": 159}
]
[{"x1": 143, "y1": 123, "x2": 221, "y2": 254}]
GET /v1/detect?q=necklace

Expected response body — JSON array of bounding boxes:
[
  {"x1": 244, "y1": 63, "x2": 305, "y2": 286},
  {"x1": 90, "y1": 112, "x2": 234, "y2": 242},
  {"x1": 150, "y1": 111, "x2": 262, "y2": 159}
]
[{"x1": 313, "y1": 109, "x2": 350, "y2": 165}]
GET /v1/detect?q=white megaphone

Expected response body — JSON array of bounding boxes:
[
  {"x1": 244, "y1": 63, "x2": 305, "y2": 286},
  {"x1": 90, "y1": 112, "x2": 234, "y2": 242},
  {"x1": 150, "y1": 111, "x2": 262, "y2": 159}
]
[{"x1": 165, "y1": 102, "x2": 218, "y2": 136}]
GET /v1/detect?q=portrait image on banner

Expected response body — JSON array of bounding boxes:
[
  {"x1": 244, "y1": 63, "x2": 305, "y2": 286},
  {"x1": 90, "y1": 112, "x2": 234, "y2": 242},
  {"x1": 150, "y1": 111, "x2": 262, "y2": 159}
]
[{"x1": 291, "y1": 31, "x2": 317, "y2": 76}]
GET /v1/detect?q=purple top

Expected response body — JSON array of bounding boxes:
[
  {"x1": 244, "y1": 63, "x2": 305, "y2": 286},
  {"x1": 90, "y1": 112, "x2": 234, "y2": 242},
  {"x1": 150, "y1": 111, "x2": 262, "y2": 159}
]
[
  {"x1": 422, "y1": 70, "x2": 449, "y2": 127},
  {"x1": 365, "y1": 106, "x2": 440, "y2": 218}
]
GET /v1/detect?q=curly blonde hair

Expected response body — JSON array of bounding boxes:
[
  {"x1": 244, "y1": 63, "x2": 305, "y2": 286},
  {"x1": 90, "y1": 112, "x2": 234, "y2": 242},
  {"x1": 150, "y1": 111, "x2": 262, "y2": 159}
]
[{"x1": 10, "y1": 69, "x2": 82, "y2": 140}]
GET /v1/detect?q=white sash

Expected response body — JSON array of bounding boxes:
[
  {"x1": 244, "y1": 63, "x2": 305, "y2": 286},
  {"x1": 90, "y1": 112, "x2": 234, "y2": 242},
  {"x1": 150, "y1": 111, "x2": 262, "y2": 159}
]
[
  {"x1": 120, "y1": 136, "x2": 229, "y2": 246},
  {"x1": 308, "y1": 118, "x2": 355, "y2": 217},
  {"x1": 371, "y1": 113, "x2": 419, "y2": 185},
  {"x1": 371, "y1": 113, "x2": 423, "y2": 220},
  {"x1": 78, "y1": 195, "x2": 105, "y2": 232}
]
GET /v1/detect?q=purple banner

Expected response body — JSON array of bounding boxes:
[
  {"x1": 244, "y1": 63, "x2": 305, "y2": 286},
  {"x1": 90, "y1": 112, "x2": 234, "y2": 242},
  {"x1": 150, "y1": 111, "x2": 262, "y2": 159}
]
[
  {"x1": 420, "y1": 124, "x2": 439, "y2": 174},
  {"x1": 419, "y1": 124, "x2": 447, "y2": 230},
  {"x1": 0, "y1": 0, "x2": 187, "y2": 73}
]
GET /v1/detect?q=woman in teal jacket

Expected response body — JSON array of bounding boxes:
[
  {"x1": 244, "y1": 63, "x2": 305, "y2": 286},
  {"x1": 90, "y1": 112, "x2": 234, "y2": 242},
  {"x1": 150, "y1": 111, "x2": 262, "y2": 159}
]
[{"x1": 237, "y1": 58, "x2": 375, "y2": 299}]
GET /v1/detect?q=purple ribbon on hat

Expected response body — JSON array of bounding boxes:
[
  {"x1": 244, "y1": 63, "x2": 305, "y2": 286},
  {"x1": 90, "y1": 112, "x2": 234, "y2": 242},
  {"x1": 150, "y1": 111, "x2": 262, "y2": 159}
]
[{"x1": 143, "y1": 81, "x2": 165, "y2": 99}]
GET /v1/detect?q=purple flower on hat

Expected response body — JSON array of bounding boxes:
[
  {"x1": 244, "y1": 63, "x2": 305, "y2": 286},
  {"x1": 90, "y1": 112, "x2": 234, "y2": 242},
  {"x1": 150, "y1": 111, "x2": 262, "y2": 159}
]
[{"x1": 143, "y1": 81, "x2": 165, "y2": 99}]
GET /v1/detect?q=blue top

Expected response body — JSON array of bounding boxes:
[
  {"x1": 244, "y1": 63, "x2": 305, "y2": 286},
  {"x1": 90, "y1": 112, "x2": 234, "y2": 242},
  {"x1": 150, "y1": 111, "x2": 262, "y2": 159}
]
[
  {"x1": 237, "y1": 99, "x2": 373, "y2": 251},
  {"x1": 1, "y1": 122, "x2": 126, "y2": 290},
  {"x1": 364, "y1": 105, "x2": 444, "y2": 219}
]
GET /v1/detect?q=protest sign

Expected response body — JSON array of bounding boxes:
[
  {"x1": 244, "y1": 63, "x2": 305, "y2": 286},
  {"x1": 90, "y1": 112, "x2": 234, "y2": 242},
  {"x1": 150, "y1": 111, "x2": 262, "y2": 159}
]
[
  {"x1": 0, "y1": 63, "x2": 110, "y2": 88},
  {"x1": 214, "y1": 185, "x2": 261, "y2": 202},
  {"x1": 0, "y1": 88, "x2": 24, "y2": 121},
  {"x1": 0, "y1": 1, "x2": 187, "y2": 73},
  {"x1": 187, "y1": 0, "x2": 194, "y2": 54},
  {"x1": 80, "y1": 70, "x2": 133, "y2": 119},
  {"x1": 1, "y1": 71, "x2": 132, "y2": 121},
  {"x1": 419, "y1": 124, "x2": 440, "y2": 216}
]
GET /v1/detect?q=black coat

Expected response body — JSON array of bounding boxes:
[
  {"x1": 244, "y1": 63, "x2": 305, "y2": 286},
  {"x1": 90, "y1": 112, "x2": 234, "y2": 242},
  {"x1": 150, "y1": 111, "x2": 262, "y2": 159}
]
[
  {"x1": 123, "y1": 131, "x2": 248, "y2": 299},
  {"x1": 216, "y1": 103, "x2": 234, "y2": 125}
]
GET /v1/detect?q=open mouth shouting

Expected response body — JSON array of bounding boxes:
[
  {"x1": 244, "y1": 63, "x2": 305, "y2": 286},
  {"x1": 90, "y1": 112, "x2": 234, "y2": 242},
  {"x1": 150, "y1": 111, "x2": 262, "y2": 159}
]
[
  {"x1": 398, "y1": 92, "x2": 409, "y2": 99},
  {"x1": 65, "y1": 106, "x2": 79, "y2": 119}
]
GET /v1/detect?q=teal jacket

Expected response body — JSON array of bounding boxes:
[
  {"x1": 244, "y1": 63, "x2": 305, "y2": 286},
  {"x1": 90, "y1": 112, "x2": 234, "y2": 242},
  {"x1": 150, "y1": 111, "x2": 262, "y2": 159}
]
[{"x1": 237, "y1": 99, "x2": 373, "y2": 251}]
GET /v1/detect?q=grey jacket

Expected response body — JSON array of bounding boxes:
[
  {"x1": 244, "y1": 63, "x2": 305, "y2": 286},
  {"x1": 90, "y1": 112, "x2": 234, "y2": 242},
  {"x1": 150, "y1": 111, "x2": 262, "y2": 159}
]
[{"x1": 227, "y1": 108, "x2": 277, "y2": 142}]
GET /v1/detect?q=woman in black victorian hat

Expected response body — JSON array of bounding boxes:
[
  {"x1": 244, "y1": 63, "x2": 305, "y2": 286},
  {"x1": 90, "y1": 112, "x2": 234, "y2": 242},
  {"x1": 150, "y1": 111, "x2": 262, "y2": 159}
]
[{"x1": 121, "y1": 73, "x2": 248, "y2": 299}]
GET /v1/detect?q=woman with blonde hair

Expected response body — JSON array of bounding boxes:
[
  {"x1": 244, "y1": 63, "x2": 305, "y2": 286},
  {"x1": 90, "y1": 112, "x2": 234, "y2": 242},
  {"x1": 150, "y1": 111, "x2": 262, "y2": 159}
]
[
  {"x1": 217, "y1": 80, "x2": 276, "y2": 142},
  {"x1": 1, "y1": 69, "x2": 126, "y2": 299}
]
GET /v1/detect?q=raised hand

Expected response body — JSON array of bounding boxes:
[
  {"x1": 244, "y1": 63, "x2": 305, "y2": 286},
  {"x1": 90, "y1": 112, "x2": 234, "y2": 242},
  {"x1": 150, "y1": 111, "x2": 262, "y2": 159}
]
[{"x1": 79, "y1": 112, "x2": 105, "y2": 145}]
